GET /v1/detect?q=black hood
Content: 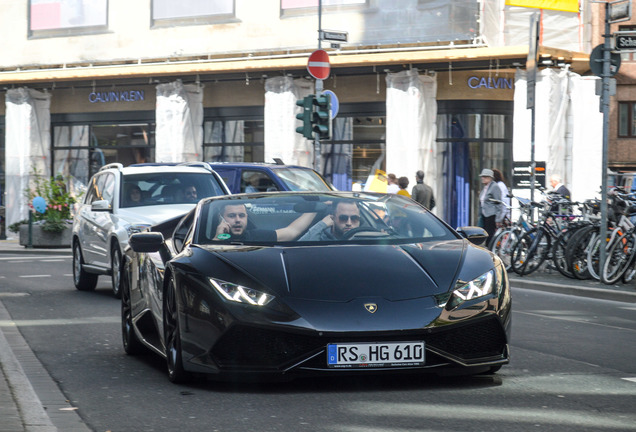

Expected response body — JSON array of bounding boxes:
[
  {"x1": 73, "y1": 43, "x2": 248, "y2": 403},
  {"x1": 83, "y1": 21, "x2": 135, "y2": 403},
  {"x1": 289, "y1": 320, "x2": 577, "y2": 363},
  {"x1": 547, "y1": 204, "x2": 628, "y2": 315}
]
[{"x1": 200, "y1": 240, "x2": 473, "y2": 302}]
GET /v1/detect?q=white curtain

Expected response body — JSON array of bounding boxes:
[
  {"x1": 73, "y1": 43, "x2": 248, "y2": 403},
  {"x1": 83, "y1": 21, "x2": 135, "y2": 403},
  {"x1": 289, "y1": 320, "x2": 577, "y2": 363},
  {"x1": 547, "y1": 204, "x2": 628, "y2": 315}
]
[
  {"x1": 264, "y1": 76, "x2": 313, "y2": 167},
  {"x1": 385, "y1": 70, "x2": 438, "y2": 213},
  {"x1": 4, "y1": 88, "x2": 51, "y2": 232},
  {"x1": 513, "y1": 69, "x2": 602, "y2": 202},
  {"x1": 155, "y1": 80, "x2": 203, "y2": 162}
]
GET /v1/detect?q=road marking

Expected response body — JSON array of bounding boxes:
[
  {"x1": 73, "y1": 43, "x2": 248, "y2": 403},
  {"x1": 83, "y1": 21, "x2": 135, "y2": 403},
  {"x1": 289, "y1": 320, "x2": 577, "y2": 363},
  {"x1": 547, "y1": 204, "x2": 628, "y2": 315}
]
[
  {"x1": 347, "y1": 402, "x2": 636, "y2": 429},
  {"x1": 0, "y1": 293, "x2": 30, "y2": 298},
  {"x1": 0, "y1": 316, "x2": 119, "y2": 328},
  {"x1": 41, "y1": 259, "x2": 66, "y2": 262},
  {"x1": 516, "y1": 310, "x2": 636, "y2": 333},
  {"x1": 0, "y1": 255, "x2": 71, "y2": 260},
  {"x1": 623, "y1": 377, "x2": 636, "y2": 383},
  {"x1": 19, "y1": 275, "x2": 51, "y2": 278}
]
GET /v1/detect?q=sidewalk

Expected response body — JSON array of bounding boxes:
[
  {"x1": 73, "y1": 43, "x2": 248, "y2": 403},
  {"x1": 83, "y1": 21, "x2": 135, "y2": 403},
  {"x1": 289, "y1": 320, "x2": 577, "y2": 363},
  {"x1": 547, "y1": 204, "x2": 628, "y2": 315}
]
[
  {"x1": 0, "y1": 238, "x2": 89, "y2": 432},
  {"x1": 0, "y1": 238, "x2": 635, "y2": 431}
]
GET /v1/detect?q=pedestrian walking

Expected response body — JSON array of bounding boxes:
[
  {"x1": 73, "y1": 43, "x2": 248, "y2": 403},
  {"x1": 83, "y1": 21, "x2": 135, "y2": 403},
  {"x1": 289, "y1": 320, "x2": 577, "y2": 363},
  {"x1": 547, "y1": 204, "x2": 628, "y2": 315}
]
[
  {"x1": 386, "y1": 173, "x2": 399, "y2": 194},
  {"x1": 478, "y1": 168, "x2": 503, "y2": 245},
  {"x1": 411, "y1": 170, "x2": 435, "y2": 210},
  {"x1": 493, "y1": 168, "x2": 510, "y2": 226},
  {"x1": 397, "y1": 176, "x2": 410, "y2": 198},
  {"x1": 550, "y1": 174, "x2": 571, "y2": 200}
]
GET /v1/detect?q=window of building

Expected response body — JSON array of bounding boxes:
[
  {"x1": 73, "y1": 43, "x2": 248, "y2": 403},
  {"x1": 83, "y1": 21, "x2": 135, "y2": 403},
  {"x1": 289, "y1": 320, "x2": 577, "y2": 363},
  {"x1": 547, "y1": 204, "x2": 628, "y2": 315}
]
[
  {"x1": 618, "y1": 102, "x2": 636, "y2": 137},
  {"x1": 29, "y1": 0, "x2": 108, "y2": 38},
  {"x1": 203, "y1": 120, "x2": 264, "y2": 163},
  {"x1": 152, "y1": 0, "x2": 235, "y2": 26},
  {"x1": 52, "y1": 121, "x2": 155, "y2": 194},
  {"x1": 437, "y1": 101, "x2": 513, "y2": 228}
]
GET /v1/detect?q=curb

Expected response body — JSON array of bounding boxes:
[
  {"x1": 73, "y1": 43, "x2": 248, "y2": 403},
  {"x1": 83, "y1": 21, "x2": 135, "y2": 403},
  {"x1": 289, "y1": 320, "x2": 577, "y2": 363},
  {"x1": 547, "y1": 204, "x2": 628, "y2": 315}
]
[{"x1": 509, "y1": 275, "x2": 636, "y2": 303}]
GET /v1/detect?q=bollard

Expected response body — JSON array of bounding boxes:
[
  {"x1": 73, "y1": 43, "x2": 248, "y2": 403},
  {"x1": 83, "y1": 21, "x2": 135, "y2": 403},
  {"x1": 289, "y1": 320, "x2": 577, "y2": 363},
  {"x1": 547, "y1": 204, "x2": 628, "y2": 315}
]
[{"x1": 27, "y1": 211, "x2": 33, "y2": 249}]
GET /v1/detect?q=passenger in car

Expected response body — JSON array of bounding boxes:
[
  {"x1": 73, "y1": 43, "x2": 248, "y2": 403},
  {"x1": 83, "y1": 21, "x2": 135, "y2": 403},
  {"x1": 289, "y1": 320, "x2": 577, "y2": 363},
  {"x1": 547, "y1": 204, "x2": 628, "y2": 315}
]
[
  {"x1": 126, "y1": 185, "x2": 143, "y2": 206},
  {"x1": 299, "y1": 200, "x2": 360, "y2": 241},
  {"x1": 177, "y1": 184, "x2": 198, "y2": 203},
  {"x1": 213, "y1": 203, "x2": 315, "y2": 242}
]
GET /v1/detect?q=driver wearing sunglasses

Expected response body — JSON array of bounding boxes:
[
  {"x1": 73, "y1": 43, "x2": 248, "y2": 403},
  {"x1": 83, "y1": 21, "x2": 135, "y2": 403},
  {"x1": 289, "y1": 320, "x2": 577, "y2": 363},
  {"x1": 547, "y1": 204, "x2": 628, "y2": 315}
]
[{"x1": 299, "y1": 200, "x2": 361, "y2": 241}]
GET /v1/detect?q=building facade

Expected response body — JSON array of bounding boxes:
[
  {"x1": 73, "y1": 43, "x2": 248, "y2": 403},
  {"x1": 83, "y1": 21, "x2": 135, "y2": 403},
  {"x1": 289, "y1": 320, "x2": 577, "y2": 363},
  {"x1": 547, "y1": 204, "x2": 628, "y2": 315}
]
[{"x1": 0, "y1": 0, "x2": 599, "y2": 232}]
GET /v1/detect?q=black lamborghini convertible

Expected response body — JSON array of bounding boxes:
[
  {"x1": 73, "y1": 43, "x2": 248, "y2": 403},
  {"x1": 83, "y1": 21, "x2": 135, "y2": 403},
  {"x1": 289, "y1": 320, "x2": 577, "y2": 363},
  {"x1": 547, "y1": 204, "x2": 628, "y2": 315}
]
[{"x1": 121, "y1": 192, "x2": 511, "y2": 383}]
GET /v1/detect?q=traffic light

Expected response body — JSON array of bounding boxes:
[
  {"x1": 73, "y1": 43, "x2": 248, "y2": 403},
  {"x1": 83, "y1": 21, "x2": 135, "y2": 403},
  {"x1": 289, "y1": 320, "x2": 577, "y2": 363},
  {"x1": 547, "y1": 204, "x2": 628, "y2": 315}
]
[
  {"x1": 295, "y1": 95, "x2": 314, "y2": 139},
  {"x1": 312, "y1": 93, "x2": 332, "y2": 140}
]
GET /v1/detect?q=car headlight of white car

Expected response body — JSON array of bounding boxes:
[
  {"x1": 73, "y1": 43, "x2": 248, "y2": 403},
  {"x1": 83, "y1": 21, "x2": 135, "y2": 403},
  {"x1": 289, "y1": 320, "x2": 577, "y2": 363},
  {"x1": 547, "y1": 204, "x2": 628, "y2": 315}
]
[
  {"x1": 126, "y1": 224, "x2": 152, "y2": 236},
  {"x1": 209, "y1": 278, "x2": 275, "y2": 306}
]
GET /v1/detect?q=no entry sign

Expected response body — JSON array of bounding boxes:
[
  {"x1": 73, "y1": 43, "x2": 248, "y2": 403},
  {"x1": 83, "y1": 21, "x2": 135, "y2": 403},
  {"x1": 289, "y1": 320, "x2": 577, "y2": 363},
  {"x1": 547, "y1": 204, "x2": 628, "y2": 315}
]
[{"x1": 307, "y1": 49, "x2": 330, "y2": 80}]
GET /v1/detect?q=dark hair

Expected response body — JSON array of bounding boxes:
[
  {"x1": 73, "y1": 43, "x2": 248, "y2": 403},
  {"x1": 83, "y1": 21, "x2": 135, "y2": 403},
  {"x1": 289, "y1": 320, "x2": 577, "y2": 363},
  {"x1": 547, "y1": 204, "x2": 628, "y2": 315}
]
[
  {"x1": 416, "y1": 170, "x2": 424, "y2": 180},
  {"x1": 387, "y1": 173, "x2": 397, "y2": 181},
  {"x1": 493, "y1": 169, "x2": 505, "y2": 184},
  {"x1": 398, "y1": 176, "x2": 409, "y2": 189}
]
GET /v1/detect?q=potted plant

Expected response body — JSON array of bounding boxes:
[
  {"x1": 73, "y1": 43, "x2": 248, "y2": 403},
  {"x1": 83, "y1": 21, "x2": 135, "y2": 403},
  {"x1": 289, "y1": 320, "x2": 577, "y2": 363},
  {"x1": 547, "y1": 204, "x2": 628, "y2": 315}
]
[{"x1": 14, "y1": 172, "x2": 79, "y2": 248}]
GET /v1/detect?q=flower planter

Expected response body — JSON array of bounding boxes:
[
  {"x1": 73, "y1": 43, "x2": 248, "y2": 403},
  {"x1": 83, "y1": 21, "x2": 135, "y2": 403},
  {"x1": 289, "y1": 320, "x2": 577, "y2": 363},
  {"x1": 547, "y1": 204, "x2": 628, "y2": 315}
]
[{"x1": 19, "y1": 224, "x2": 72, "y2": 248}]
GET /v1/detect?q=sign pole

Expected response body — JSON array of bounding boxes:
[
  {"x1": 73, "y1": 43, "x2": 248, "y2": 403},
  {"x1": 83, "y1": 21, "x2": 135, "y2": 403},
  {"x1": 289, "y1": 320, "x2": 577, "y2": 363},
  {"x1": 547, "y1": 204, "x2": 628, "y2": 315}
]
[
  {"x1": 599, "y1": 1, "x2": 612, "y2": 282},
  {"x1": 315, "y1": 0, "x2": 323, "y2": 174},
  {"x1": 527, "y1": 12, "x2": 539, "y2": 219}
]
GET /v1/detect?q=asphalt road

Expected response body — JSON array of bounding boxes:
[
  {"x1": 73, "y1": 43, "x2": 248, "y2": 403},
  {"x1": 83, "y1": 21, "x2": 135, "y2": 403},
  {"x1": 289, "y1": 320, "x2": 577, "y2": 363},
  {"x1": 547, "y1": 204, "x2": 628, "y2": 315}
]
[{"x1": 1, "y1": 252, "x2": 636, "y2": 432}]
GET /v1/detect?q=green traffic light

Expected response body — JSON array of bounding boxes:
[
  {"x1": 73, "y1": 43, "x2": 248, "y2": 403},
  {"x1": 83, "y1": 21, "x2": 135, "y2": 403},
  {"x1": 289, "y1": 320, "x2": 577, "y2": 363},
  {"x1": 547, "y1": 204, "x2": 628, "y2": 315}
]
[{"x1": 295, "y1": 95, "x2": 315, "y2": 139}]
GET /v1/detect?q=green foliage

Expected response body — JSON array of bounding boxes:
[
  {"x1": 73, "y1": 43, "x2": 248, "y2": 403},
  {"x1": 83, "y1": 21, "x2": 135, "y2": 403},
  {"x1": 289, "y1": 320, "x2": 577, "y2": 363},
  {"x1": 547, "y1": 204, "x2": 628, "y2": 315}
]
[{"x1": 26, "y1": 169, "x2": 79, "y2": 233}]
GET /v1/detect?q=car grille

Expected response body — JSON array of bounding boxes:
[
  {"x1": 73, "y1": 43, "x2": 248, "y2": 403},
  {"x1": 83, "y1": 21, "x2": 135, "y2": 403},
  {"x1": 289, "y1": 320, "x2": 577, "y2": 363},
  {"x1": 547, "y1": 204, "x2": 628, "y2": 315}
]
[{"x1": 211, "y1": 316, "x2": 507, "y2": 370}]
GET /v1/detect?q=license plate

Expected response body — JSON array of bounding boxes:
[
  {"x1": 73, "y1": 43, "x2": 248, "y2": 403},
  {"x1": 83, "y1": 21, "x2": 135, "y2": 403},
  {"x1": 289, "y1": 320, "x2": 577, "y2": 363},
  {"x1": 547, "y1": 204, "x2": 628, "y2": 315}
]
[{"x1": 327, "y1": 341, "x2": 425, "y2": 368}]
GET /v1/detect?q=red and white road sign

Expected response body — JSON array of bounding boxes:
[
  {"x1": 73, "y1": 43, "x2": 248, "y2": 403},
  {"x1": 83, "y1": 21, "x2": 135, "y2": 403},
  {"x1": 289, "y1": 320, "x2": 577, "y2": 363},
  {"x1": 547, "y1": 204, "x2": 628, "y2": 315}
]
[{"x1": 307, "y1": 49, "x2": 330, "y2": 80}]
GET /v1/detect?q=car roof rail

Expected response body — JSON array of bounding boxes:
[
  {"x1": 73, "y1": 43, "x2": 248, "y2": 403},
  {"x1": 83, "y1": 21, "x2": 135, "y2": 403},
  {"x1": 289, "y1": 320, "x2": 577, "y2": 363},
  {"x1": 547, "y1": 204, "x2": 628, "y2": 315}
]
[
  {"x1": 177, "y1": 161, "x2": 213, "y2": 172},
  {"x1": 99, "y1": 163, "x2": 123, "y2": 172}
]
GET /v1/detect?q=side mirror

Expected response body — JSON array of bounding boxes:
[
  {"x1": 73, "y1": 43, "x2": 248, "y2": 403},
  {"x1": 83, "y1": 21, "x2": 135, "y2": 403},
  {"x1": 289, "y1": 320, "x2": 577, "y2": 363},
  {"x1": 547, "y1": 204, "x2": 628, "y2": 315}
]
[
  {"x1": 456, "y1": 226, "x2": 489, "y2": 246},
  {"x1": 129, "y1": 232, "x2": 164, "y2": 253},
  {"x1": 91, "y1": 199, "x2": 111, "y2": 212}
]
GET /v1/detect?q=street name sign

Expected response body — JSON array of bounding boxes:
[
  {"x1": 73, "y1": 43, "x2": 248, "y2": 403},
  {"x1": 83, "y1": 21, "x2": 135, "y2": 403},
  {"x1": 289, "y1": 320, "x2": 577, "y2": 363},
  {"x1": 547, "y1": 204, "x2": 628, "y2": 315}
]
[
  {"x1": 320, "y1": 30, "x2": 348, "y2": 43},
  {"x1": 307, "y1": 49, "x2": 330, "y2": 80},
  {"x1": 615, "y1": 32, "x2": 636, "y2": 51}
]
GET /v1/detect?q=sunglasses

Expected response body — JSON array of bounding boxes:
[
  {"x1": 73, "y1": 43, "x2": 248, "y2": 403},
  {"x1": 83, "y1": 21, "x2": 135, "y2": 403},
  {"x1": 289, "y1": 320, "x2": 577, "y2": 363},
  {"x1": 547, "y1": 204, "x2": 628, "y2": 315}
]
[{"x1": 338, "y1": 214, "x2": 360, "y2": 223}]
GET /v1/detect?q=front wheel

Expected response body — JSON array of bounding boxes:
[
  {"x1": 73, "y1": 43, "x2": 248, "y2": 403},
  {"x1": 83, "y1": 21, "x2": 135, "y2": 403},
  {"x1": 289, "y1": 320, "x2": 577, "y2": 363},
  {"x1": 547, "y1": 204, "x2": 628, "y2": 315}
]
[
  {"x1": 164, "y1": 275, "x2": 190, "y2": 384},
  {"x1": 511, "y1": 228, "x2": 550, "y2": 276},
  {"x1": 601, "y1": 233, "x2": 636, "y2": 285},
  {"x1": 121, "y1": 258, "x2": 145, "y2": 355},
  {"x1": 73, "y1": 241, "x2": 98, "y2": 291},
  {"x1": 490, "y1": 228, "x2": 519, "y2": 271}
]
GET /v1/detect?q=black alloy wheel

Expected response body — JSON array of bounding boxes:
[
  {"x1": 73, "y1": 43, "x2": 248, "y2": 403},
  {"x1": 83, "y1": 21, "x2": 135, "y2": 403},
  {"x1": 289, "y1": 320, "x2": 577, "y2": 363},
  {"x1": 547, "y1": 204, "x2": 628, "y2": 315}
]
[
  {"x1": 164, "y1": 275, "x2": 190, "y2": 383},
  {"x1": 121, "y1": 258, "x2": 145, "y2": 355}
]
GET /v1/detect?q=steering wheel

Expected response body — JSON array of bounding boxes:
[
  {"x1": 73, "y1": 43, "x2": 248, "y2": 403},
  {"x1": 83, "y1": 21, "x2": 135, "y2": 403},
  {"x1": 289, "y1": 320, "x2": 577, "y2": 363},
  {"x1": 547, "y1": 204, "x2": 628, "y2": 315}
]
[{"x1": 343, "y1": 226, "x2": 383, "y2": 239}]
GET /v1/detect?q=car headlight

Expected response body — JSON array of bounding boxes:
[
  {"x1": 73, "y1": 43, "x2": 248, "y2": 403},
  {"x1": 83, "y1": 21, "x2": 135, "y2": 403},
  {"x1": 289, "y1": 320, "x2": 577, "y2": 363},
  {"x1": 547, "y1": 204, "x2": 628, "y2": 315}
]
[
  {"x1": 209, "y1": 278, "x2": 275, "y2": 306},
  {"x1": 449, "y1": 269, "x2": 497, "y2": 308},
  {"x1": 126, "y1": 224, "x2": 151, "y2": 236}
]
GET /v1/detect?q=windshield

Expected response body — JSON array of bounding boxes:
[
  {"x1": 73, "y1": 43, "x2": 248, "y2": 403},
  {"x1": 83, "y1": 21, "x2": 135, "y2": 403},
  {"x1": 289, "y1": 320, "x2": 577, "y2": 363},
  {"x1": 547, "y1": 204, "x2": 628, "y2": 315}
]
[
  {"x1": 274, "y1": 168, "x2": 332, "y2": 191},
  {"x1": 195, "y1": 193, "x2": 456, "y2": 246},
  {"x1": 121, "y1": 172, "x2": 226, "y2": 208}
]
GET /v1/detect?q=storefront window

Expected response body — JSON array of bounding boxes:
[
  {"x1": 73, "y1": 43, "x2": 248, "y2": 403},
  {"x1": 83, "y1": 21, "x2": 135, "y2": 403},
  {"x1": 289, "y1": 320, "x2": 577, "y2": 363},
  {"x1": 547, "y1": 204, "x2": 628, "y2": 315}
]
[
  {"x1": 29, "y1": 0, "x2": 108, "y2": 37},
  {"x1": 53, "y1": 123, "x2": 154, "y2": 196},
  {"x1": 203, "y1": 120, "x2": 263, "y2": 162},
  {"x1": 437, "y1": 108, "x2": 512, "y2": 228},
  {"x1": 0, "y1": 120, "x2": 5, "y2": 238}
]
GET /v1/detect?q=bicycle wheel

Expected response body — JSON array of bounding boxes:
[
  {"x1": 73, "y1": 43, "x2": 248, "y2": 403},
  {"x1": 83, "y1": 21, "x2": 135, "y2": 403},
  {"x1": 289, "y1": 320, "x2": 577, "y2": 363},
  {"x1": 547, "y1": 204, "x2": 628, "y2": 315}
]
[
  {"x1": 552, "y1": 223, "x2": 590, "y2": 279},
  {"x1": 565, "y1": 225, "x2": 596, "y2": 280},
  {"x1": 621, "y1": 252, "x2": 636, "y2": 283},
  {"x1": 586, "y1": 232, "x2": 601, "y2": 281},
  {"x1": 511, "y1": 228, "x2": 550, "y2": 276},
  {"x1": 601, "y1": 232, "x2": 636, "y2": 285},
  {"x1": 490, "y1": 228, "x2": 519, "y2": 271}
]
